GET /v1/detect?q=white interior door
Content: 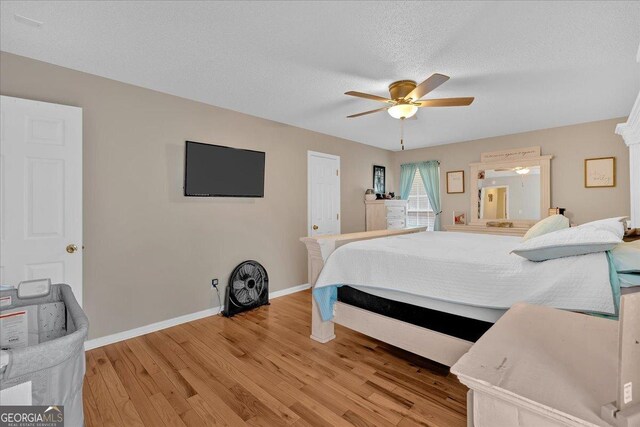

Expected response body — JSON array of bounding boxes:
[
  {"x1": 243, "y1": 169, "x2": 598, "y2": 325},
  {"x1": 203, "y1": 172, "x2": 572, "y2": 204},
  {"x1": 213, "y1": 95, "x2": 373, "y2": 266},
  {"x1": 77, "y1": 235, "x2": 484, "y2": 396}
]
[
  {"x1": 0, "y1": 96, "x2": 83, "y2": 305},
  {"x1": 308, "y1": 151, "x2": 340, "y2": 237}
]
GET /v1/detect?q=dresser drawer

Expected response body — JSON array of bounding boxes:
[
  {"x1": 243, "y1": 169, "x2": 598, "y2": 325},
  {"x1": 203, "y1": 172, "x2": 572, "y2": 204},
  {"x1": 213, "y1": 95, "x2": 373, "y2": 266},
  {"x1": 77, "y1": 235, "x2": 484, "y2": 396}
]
[
  {"x1": 386, "y1": 206, "x2": 406, "y2": 218},
  {"x1": 387, "y1": 219, "x2": 406, "y2": 229}
]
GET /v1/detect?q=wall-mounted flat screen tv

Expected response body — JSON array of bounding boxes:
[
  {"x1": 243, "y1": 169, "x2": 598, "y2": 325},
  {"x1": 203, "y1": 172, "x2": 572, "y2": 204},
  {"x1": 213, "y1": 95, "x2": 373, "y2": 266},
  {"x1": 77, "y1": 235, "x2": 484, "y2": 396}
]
[{"x1": 184, "y1": 141, "x2": 265, "y2": 197}]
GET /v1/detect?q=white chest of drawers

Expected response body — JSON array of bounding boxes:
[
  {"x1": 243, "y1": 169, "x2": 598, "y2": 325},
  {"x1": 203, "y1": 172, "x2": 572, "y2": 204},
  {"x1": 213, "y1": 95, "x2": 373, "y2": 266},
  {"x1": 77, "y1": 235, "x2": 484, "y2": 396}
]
[
  {"x1": 365, "y1": 200, "x2": 408, "y2": 231},
  {"x1": 385, "y1": 200, "x2": 408, "y2": 230}
]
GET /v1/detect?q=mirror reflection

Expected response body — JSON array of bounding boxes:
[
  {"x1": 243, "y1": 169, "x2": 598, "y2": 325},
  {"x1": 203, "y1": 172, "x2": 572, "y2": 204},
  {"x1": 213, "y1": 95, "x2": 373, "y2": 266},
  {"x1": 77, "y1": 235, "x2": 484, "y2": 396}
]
[{"x1": 478, "y1": 166, "x2": 541, "y2": 220}]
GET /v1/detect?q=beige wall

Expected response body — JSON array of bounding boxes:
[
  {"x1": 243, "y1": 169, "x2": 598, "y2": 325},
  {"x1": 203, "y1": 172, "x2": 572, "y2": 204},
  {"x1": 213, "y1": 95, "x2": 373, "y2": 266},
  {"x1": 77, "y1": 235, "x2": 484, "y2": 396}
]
[
  {"x1": 1, "y1": 51, "x2": 631, "y2": 341},
  {"x1": 393, "y1": 118, "x2": 630, "y2": 226},
  {"x1": 0, "y1": 52, "x2": 394, "y2": 339}
]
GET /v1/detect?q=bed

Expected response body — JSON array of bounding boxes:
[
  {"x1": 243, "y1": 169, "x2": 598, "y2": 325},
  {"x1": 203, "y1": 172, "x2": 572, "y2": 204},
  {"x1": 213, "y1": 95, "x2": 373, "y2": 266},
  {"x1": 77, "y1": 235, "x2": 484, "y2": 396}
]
[{"x1": 300, "y1": 227, "x2": 623, "y2": 366}]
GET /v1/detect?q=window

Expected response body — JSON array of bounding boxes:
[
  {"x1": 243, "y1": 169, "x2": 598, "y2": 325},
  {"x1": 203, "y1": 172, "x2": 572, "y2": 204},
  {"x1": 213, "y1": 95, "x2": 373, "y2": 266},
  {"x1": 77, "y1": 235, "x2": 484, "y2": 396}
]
[{"x1": 407, "y1": 169, "x2": 435, "y2": 230}]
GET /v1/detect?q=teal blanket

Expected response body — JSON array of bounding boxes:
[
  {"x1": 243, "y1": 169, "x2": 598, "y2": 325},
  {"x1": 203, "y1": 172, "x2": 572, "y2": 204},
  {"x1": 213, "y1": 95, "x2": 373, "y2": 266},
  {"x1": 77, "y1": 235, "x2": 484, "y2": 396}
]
[
  {"x1": 602, "y1": 251, "x2": 621, "y2": 319},
  {"x1": 313, "y1": 286, "x2": 340, "y2": 322}
]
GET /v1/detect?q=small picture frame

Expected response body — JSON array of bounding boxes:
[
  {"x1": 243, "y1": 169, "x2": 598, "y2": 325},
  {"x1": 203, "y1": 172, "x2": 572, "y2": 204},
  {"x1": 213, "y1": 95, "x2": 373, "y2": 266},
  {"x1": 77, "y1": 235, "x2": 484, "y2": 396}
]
[
  {"x1": 453, "y1": 211, "x2": 466, "y2": 225},
  {"x1": 446, "y1": 170, "x2": 465, "y2": 194},
  {"x1": 373, "y1": 165, "x2": 386, "y2": 194},
  {"x1": 585, "y1": 157, "x2": 615, "y2": 188}
]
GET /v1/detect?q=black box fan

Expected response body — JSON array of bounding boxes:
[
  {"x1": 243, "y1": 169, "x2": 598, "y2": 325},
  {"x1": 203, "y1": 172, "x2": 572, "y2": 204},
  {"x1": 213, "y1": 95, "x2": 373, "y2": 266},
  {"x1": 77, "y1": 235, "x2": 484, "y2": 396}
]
[{"x1": 223, "y1": 260, "x2": 269, "y2": 317}]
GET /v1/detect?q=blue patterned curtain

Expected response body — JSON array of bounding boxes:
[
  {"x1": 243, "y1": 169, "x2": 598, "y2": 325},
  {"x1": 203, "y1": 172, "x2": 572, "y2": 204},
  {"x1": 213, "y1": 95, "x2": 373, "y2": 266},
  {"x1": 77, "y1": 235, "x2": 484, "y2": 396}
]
[
  {"x1": 417, "y1": 161, "x2": 442, "y2": 231},
  {"x1": 399, "y1": 163, "x2": 417, "y2": 200}
]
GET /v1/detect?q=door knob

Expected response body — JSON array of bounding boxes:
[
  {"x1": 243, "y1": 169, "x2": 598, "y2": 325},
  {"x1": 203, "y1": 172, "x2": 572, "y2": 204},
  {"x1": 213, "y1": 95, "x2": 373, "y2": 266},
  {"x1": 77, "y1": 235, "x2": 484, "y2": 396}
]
[
  {"x1": 66, "y1": 244, "x2": 78, "y2": 254},
  {"x1": 312, "y1": 225, "x2": 319, "y2": 230}
]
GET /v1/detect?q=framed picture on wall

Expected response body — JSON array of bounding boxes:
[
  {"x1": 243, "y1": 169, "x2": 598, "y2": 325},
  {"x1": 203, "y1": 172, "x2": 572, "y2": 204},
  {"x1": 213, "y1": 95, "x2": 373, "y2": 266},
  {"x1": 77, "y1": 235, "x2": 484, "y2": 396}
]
[
  {"x1": 453, "y1": 211, "x2": 466, "y2": 225},
  {"x1": 446, "y1": 170, "x2": 465, "y2": 194},
  {"x1": 585, "y1": 157, "x2": 615, "y2": 188},
  {"x1": 373, "y1": 165, "x2": 385, "y2": 194}
]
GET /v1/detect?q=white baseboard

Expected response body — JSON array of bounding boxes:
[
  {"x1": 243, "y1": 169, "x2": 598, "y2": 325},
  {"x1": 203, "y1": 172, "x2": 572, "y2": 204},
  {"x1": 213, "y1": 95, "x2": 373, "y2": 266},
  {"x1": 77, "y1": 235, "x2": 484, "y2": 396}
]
[
  {"x1": 268, "y1": 282, "x2": 310, "y2": 299},
  {"x1": 85, "y1": 283, "x2": 310, "y2": 351}
]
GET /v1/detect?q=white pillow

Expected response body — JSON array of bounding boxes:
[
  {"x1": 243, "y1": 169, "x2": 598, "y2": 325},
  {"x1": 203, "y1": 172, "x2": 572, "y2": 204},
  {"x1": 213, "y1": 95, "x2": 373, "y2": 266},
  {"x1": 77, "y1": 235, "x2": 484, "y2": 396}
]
[
  {"x1": 576, "y1": 217, "x2": 627, "y2": 239},
  {"x1": 523, "y1": 215, "x2": 569, "y2": 241},
  {"x1": 511, "y1": 226, "x2": 622, "y2": 262}
]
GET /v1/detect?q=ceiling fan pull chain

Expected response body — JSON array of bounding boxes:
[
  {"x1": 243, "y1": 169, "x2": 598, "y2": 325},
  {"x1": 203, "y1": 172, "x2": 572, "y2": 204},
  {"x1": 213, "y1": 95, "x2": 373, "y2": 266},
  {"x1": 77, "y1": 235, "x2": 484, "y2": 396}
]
[{"x1": 400, "y1": 118, "x2": 405, "y2": 150}]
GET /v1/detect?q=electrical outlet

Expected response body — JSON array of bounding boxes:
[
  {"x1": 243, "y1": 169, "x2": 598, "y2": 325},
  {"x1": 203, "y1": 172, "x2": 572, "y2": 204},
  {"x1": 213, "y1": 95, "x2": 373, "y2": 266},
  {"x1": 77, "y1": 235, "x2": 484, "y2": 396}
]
[
  {"x1": 211, "y1": 278, "x2": 219, "y2": 288},
  {"x1": 624, "y1": 382, "x2": 633, "y2": 404}
]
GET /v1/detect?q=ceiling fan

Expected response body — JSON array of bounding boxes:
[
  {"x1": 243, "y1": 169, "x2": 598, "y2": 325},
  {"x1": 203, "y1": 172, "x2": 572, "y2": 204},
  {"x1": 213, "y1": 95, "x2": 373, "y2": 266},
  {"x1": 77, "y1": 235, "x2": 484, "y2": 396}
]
[{"x1": 345, "y1": 73, "x2": 474, "y2": 120}]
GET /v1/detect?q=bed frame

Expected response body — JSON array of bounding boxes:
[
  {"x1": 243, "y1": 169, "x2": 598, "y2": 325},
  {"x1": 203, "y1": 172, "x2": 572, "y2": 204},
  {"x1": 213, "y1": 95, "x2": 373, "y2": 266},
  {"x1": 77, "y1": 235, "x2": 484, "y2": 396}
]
[{"x1": 300, "y1": 227, "x2": 475, "y2": 367}]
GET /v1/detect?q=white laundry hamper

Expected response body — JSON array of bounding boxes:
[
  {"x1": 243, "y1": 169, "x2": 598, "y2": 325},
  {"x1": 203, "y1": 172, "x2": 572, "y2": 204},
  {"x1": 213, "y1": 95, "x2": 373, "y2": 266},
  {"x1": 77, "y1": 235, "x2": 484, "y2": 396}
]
[{"x1": 0, "y1": 283, "x2": 88, "y2": 426}]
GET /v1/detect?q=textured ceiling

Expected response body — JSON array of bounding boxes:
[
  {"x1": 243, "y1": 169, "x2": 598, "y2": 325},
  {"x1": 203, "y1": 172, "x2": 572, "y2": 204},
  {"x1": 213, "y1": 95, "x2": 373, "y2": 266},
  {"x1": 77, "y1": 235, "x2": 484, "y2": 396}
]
[{"x1": 1, "y1": 1, "x2": 639, "y2": 151}]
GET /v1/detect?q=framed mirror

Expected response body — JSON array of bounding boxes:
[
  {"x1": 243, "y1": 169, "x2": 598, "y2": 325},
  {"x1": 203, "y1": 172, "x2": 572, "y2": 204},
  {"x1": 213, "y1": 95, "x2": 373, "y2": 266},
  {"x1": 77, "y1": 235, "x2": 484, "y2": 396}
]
[{"x1": 469, "y1": 154, "x2": 552, "y2": 227}]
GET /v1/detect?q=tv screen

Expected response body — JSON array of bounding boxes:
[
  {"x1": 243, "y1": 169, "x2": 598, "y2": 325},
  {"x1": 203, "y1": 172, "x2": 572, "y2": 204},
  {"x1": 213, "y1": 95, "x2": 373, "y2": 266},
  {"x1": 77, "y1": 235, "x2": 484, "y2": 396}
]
[{"x1": 184, "y1": 141, "x2": 265, "y2": 197}]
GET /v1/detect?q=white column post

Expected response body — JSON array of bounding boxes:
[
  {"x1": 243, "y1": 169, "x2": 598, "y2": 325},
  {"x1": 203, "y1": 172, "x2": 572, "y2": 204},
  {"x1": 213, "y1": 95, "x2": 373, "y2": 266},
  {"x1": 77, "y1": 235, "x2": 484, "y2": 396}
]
[
  {"x1": 614, "y1": 43, "x2": 640, "y2": 228},
  {"x1": 616, "y1": 113, "x2": 640, "y2": 228},
  {"x1": 300, "y1": 238, "x2": 336, "y2": 343}
]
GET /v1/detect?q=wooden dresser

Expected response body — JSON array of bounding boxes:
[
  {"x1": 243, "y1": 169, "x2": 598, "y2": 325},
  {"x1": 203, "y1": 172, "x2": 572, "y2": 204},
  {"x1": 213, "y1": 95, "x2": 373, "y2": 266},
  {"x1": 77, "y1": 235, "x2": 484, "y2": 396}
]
[
  {"x1": 365, "y1": 200, "x2": 408, "y2": 231},
  {"x1": 452, "y1": 294, "x2": 640, "y2": 427},
  {"x1": 444, "y1": 223, "x2": 529, "y2": 237}
]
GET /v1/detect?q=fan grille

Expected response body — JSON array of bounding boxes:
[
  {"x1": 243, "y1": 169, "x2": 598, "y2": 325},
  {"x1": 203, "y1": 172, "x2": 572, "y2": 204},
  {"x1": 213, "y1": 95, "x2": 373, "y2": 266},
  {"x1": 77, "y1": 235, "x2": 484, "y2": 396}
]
[{"x1": 225, "y1": 260, "x2": 269, "y2": 316}]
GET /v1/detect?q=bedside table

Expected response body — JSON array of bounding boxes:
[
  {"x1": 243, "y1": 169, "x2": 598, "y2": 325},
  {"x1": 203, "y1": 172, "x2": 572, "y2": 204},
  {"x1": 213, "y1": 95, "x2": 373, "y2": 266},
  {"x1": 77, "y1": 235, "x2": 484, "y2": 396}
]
[{"x1": 452, "y1": 298, "x2": 640, "y2": 427}]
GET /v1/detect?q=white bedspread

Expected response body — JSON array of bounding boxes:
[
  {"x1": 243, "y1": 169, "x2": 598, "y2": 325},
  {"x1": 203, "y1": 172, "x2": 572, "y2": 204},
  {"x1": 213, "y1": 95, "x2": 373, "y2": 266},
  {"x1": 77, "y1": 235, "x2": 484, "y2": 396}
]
[{"x1": 315, "y1": 231, "x2": 615, "y2": 315}]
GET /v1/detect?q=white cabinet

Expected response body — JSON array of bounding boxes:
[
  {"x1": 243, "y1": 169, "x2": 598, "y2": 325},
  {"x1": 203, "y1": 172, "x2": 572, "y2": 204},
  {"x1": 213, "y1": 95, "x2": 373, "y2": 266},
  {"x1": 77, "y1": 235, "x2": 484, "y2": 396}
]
[
  {"x1": 451, "y1": 301, "x2": 638, "y2": 427},
  {"x1": 385, "y1": 200, "x2": 408, "y2": 230},
  {"x1": 365, "y1": 200, "x2": 408, "y2": 231}
]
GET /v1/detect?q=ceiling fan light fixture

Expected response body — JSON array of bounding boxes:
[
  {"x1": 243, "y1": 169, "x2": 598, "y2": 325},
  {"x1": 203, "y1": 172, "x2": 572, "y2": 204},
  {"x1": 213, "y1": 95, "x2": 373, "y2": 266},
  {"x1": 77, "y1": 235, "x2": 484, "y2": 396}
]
[
  {"x1": 515, "y1": 167, "x2": 530, "y2": 175},
  {"x1": 388, "y1": 104, "x2": 418, "y2": 119}
]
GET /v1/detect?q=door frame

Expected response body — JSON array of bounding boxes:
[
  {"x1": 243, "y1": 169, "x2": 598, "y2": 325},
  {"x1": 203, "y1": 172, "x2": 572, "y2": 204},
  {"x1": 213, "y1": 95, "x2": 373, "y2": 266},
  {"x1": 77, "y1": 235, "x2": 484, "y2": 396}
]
[
  {"x1": 479, "y1": 185, "x2": 509, "y2": 220},
  {"x1": 307, "y1": 151, "x2": 341, "y2": 237}
]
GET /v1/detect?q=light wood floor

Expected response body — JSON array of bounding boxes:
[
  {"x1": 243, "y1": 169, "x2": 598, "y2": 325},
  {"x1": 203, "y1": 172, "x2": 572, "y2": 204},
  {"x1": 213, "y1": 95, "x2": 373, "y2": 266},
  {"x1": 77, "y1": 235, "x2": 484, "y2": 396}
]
[{"x1": 83, "y1": 290, "x2": 468, "y2": 427}]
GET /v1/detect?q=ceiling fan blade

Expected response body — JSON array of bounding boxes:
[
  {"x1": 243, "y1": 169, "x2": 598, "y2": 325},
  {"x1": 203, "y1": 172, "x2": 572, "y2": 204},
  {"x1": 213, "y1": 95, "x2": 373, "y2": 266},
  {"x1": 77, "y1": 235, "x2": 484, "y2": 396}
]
[
  {"x1": 415, "y1": 97, "x2": 474, "y2": 107},
  {"x1": 345, "y1": 91, "x2": 393, "y2": 103},
  {"x1": 404, "y1": 73, "x2": 450, "y2": 101},
  {"x1": 347, "y1": 107, "x2": 389, "y2": 118}
]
